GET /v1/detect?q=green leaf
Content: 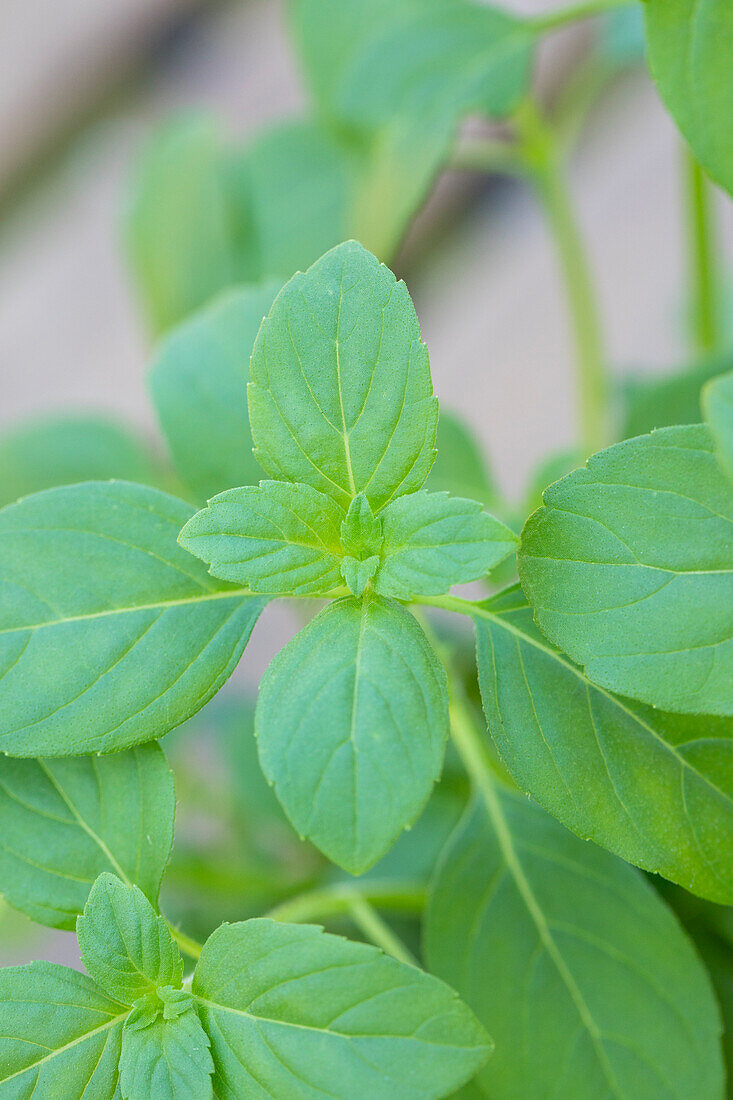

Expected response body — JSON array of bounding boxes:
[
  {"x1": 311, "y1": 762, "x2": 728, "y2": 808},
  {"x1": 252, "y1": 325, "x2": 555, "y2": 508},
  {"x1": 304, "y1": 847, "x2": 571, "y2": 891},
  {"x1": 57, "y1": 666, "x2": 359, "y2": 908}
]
[
  {"x1": 336, "y1": 1, "x2": 534, "y2": 130},
  {"x1": 119, "y1": 989, "x2": 213, "y2": 1100},
  {"x1": 704, "y1": 369, "x2": 733, "y2": 480},
  {"x1": 78, "y1": 873, "x2": 182, "y2": 1004},
  {"x1": 0, "y1": 961, "x2": 127, "y2": 1095},
  {"x1": 192, "y1": 917, "x2": 491, "y2": 1099},
  {"x1": 256, "y1": 594, "x2": 449, "y2": 872},
  {"x1": 149, "y1": 281, "x2": 281, "y2": 503},
  {"x1": 375, "y1": 490, "x2": 517, "y2": 599},
  {"x1": 618, "y1": 354, "x2": 733, "y2": 440},
  {"x1": 0, "y1": 480, "x2": 265, "y2": 755},
  {"x1": 425, "y1": 789, "x2": 725, "y2": 1099},
  {"x1": 426, "y1": 409, "x2": 496, "y2": 507},
  {"x1": 340, "y1": 492, "x2": 384, "y2": 557},
  {"x1": 644, "y1": 0, "x2": 733, "y2": 197},
  {"x1": 0, "y1": 743, "x2": 175, "y2": 929},
  {"x1": 341, "y1": 554, "x2": 380, "y2": 597},
  {"x1": 248, "y1": 240, "x2": 438, "y2": 513},
  {"x1": 474, "y1": 585, "x2": 733, "y2": 903},
  {"x1": 518, "y1": 425, "x2": 733, "y2": 715},
  {"x1": 0, "y1": 414, "x2": 161, "y2": 509},
  {"x1": 127, "y1": 116, "x2": 239, "y2": 332},
  {"x1": 179, "y1": 481, "x2": 345, "y2": 595}
]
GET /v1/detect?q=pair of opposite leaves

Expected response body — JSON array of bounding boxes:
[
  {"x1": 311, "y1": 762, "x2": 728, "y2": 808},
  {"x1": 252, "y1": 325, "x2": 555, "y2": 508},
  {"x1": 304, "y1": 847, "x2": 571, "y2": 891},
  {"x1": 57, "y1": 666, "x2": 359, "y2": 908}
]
[{"x1": 0, "y1": 871, "x2": 488, "y2": 1099}]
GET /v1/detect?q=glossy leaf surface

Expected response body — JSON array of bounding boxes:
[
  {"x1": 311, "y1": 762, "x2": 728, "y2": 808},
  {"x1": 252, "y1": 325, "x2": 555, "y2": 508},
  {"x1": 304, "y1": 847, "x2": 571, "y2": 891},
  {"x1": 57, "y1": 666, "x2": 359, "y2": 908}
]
[
  {"x1": 256, "y1": 594, "x2": 448, "y2": 872},
  {"x1": 0, "y1": 744, "x2": 175, "y2": 929},
  {"x1": 192, "y1": 918, "x2": 491, "y2": 1099},
  {"x1": 0, "y1": 481, "x2": 265, "y2": 755},
  {"x1": 518, "y1": 426, "x2": 733, "y2": 715},
  {"x1": 475, "y1": 586, "x2": 733, "y2": 903},
  {"x1": 425, "y1": 790, "x2": 724, "y2": 1098}
]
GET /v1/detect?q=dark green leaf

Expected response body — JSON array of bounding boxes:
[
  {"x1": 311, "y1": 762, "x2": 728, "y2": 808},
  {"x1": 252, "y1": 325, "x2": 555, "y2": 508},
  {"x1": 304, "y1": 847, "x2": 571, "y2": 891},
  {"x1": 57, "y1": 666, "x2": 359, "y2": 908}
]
[
  {"x1": 179, "y1": 481, "x2": 345, "y2": 595},
  {"x1": 77, "y1": 874, "x2": 182, "y2": 1004},
  {"x1": 192, "y1": 918, "x2": 491, "y2": 1099},
  {"x1": 644, "y1": 0, "x2": 733, "y2": 196},
  {"x1": 0, "y1": 743, "x2": 174, "y2": 929},
  {"x1": 119, "y1": 990, "x2": 213, "y2": 1100},
  {"x1": 425, "y1": 789, "x2": 724, "y2": 1098},
  {"x1": 248, "y1": 240, "x2": 438, "y2": 512},
  {"x1": 0, "y1": 962, "x2": 126, "y2": 1095},
  {"x1": 149, "y1": 281, "x2": 281, "y2": 503},
  {"x1": 375, "y1": 490, "x2": 517, "y2": 599},
  {"x1": 518, "y1": 426, "x2": 733, "y2": 715},
  {"x1": 256, "y1": 594, "x2": 448, "y2": 872},
  {"x1": 475, "y1": 585, "x2": 733, "y2": 903},
  {"x1": 0, "y1": 481, "x2": 265, "y2": 755},
  {"x1": 0, "y1": 415, "x2": 160, "y2": 509}
]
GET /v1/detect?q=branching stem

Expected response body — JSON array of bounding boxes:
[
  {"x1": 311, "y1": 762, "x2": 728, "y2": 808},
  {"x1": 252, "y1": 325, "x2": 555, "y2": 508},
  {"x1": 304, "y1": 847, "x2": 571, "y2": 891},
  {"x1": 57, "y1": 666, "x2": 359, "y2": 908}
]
[
  {"x1": 684, "y1": 150, "x2": 722, "y2": 354},
  {"x1": 168, "y1": 922, "x2": 203, "y2": 960}
]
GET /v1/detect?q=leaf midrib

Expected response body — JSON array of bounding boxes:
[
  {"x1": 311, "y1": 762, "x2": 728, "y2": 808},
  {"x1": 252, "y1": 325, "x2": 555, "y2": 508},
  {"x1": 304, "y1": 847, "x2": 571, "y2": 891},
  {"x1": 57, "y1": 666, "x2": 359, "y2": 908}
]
[{"x1": 0, "y1": 1012, "x2": 127, "y2": 1085}]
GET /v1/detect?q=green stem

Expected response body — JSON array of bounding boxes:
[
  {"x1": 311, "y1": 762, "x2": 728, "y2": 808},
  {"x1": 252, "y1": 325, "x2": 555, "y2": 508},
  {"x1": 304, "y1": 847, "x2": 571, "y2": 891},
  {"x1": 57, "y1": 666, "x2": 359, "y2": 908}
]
[
  {"x1": 167, "y1": 922, "x2": 203, "y2": 960},
  {"x1": 529, "y1": 0, "x2": 635, "y2": 33},
  {"x1": 516, "y1": 102, "x2": 608, "y2": 454},
  {"x1": 684, "y1": 150, "x2": 722, "y2": 355},
  {"x1": 266, "y1": 881, "x2": 426, "y2": 924},
  {"x1": 346, "y1": 896, "x2": 418, "y2": 967}
]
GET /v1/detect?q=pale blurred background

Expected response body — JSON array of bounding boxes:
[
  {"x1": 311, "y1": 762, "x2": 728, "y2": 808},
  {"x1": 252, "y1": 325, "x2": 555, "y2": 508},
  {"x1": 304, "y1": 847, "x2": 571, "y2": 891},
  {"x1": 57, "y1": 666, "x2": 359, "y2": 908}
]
[{"x1": 1, "y1": 0, "x2": 732, "y2": 966}]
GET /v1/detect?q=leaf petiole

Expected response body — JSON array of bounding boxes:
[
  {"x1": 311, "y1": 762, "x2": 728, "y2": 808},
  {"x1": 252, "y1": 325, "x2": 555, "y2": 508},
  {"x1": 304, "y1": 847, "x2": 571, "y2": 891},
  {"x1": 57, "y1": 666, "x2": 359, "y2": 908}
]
[
  {"x1": 528, "y1": 0, "x2": 636, "y2": 34},
  {"x1": 166, "y1": 922, "x2": 203, "y2": 960}
]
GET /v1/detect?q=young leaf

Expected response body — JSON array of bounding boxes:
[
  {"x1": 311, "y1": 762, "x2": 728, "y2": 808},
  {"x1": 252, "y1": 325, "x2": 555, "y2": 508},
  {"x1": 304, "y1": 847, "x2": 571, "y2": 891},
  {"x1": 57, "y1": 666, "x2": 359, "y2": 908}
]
[
  {"x1": 127, "y1": 116, "x2": 239, "y2": 332},
  {"x1": 340, "y1": 492, "x2": 384, "y2": 557},
  {"x1": 0, "y1": 743, "x2": 175, "y2": 929},
  {"x1": 191, "y1": 918, "x2": 491, "y2": 1099},
  {"x1": 619, "y1": 353, "x2": 733, "y2": 440},
  {"x1": 0, "y1": 414, "x2": 160, "y2": 508},
  {"x1": 78, "y1": 874, "x2": 182, "y2": 1005},
  {"x1": 0, "y1": 481, "x2": 265, "y2": 755},
  {"x1": 179, "y1": 480, "x2": 345, "y2": 595},
  {"x1": 425, "y1": 790, "x2": 724, "y2": 1099},
  {"x1": 341, "y1": 554, "x2": 380, "y2": 597},
  {"x1": 248, "y1": 240, "x2": 438, "y2": 512},
  {"x1": 150, "y1": 281, "x2": 281, "y2": 503},
  {"x1": 426, "y1": 409, "x2": 496, "y2": 507},
  {"x1": 644, "y1": 0, "x2": 733, "y2": 197},
  {"x1": 518, "y1": 425, "x2": 733, "y2": 716},
  {"x1": 474, "y1": 585, "x2": 733, "y2": 904},
  {"x1": 256, "y1": 594, "x2": 449, "y2": 872},
  {"x1": 704, "y1": 369, "x2": 733, "y2": 480},
  {"x1": 0, "y1": 962, "x2": 127, "y2": 1095},
  {"x1": 119, "y1": 989, "x2": 213, "y2": 1100},
  {"x1": 375, "y1": 490, "x2": 517, "y2": 599}
]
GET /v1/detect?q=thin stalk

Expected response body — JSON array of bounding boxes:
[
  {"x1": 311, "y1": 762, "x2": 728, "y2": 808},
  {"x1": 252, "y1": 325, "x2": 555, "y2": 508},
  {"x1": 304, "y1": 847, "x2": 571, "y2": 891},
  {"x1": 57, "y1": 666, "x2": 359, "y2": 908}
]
[
  {"x1": 167, "y1": 922, "x2": 203, "y2": 960},
  {"x1": 516, "y1": 102, "x2": 608, "y2": 453},
  {"x1": 684, "y1": 150, "x2": 722, "y2": 354},
  {"x1": 266, "y1": 880, "x2": 426, "y2": 924},
  {"x1": 529, "y1": 0, "x2": 635, "y2": 34},
  {"x1": 346, "y1": 896, "x2": 418, "y2": 967}
]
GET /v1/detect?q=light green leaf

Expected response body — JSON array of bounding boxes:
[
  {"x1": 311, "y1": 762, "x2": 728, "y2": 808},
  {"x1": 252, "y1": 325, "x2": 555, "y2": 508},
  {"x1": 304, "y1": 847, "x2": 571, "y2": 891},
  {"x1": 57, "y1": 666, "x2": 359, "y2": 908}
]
[
  {"x1": 619, "y1": 354, "x2": 733, "y2": 440},
  {"x1": 0, "y1": 743, "x2": 175, "y2": 930},
  {"x1": 426, "y1": 409, "x2": 496, "y2": 507},
  {"x1": 0, "y1": 481, "x2": 265, "y2": 756},
  {"x1": 248, "y1": 240, "x2": 438, "y2": 513},
  {"x1": 0, "y1": 961, "x2": 127, "y2": 1096},
  {"x1": 78, "y1": 873, "x2": 182, "y2": 1004},
  {"x1": 127, "y1": 116, "x2": 239, "y2": 332},
  {"x1": 644, "y1": 0, "x2": 733, "y2": 197},
  {"x1": 704, "y1": 369, "x2": 733, "y2": 480},
  {"x1": 425, "y1": 788, "x2": 724, "y2": 1099},
  {"x1": 179, "y1": 481, "x2": 344, "y2": 595},
  {"x1": 119, "y1": 989, "x2": 213, "y2": 1100},
  {"x1": 474, "y1": 585, "x2": 733, "y2": 903},
  {"x1": 149, "y1": 281, "x2": 281, "y2": 503},
  {"x1": 0, "y1": 414, "x2": 160, "y2": 509},
  {"x1": 341, "y1": 554, "x2": 380, "y2": 597},
  {"x1": 256, "y1": 594, "x2": 449, "y2": 872},
  {"x1": 337, "y1": 1, "x2": 534, "y2": 130},
  {"x1": 192, "y1": 917, "x2": 491, "y2": 1099},
  {"x1": 375, "y1": 490, "x2": 517, "y2": 599},
  {"x1": 518, "y1": 425, "x2": 733, "y2": 715},
  {"x1": 340, "y1": 492, "x2": 384, "y2": 557}
]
